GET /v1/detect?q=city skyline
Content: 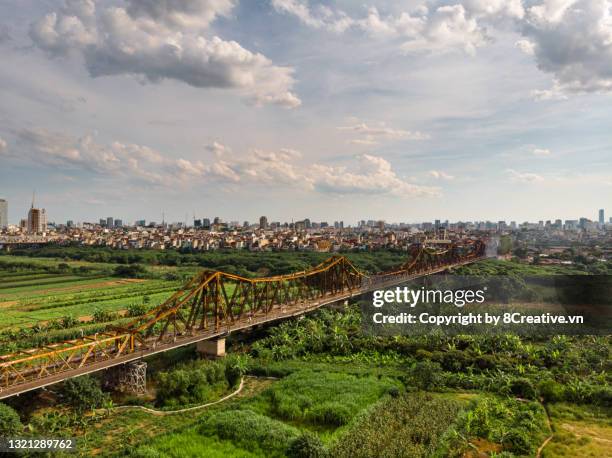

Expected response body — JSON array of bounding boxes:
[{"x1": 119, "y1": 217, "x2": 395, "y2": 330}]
[
  {"x1": 1, "y1": 1, "x2": 612, "y2": 223},
  {"x1": 0, "y1": 195, "x2": 609, "y2": 228}
]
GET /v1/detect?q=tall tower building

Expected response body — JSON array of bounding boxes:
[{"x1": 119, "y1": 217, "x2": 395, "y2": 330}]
[
  {"x1": 599, "y1": 209, "x2": 605, "y2": 225},
  {"x1": 259, "y1": 216, "x2": 268, "y2": 230},
  {"x1": 0, "y1": 199, "x2": 7, "y2": 228},
  {"x1": 27, "y1": 193, "x2": 47, "y2": 233},
  {"x1": 27, "y1": 208, "x2": 47, "y2": 233}
]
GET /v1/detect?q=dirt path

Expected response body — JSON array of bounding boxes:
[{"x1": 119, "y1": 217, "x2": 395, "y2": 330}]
[
  {"x1": 107, "y1": 377, "x2": 246, "y2": 416},
  {"x1": 561, "y1": 422, "x2": 612, "y2": 444},
  {"x1": 536, "y1": 402, "x2": 554, "y2": 458}
]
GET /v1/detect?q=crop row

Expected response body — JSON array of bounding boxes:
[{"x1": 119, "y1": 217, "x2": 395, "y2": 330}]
[
  {"x1": 16, "y1": 283, "x2": 179, "y2": 312},
  {"x1": 0, "y1": 275, "x2": 106, "y2": 292},
  {"x1": 0, "y1": 272, "x2": 57, "y2": 281}
]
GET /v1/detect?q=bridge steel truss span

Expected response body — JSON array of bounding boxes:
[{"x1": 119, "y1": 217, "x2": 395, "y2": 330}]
[{"x1": 0, "y1": 239, "x2": 486, "y2": 399}]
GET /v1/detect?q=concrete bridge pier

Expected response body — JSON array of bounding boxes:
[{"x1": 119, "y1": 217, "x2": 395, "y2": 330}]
[{"x1": 197, "y1": 338, "x2": 226, "y2": 358}]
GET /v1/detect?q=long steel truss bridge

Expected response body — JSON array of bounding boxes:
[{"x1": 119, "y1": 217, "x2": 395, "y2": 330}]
[{"x1": 0, "y1": 239, "x2": 486, "y2": 399}]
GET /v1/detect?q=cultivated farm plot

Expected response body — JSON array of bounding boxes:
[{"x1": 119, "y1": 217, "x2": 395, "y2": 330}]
[{"x1": 0, "y1": 273, "x2": 180, "y2": 329}]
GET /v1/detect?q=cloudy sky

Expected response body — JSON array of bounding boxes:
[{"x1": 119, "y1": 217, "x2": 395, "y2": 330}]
[{"x1": 0, "y1": 0, "x2": 611, "y2": 225}]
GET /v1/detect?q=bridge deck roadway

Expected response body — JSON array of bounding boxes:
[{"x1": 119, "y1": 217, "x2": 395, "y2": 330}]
[{"x1": 0, "y1": 257, "x2": 484, "y2": 399}]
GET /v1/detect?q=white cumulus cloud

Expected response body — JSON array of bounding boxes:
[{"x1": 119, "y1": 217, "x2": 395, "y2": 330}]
[
  {"x1": 429, "y1": 170, "x2": 454, "y2": 180},
  {"x1": 533, "y1": 148, "x2": 551, "y2": 156},
  {"x1": 506, "y1": 168, "x2": 545, "y2": 183},
  {"x1": 338, "y1": 120, "x2": 428, "y2": 146},
  {"x1": 521, "y1": 0, "x2": 612, "y2": 95},
  {"x1": 269, "y1": 0, "x2": 612, "y2": 98},
  {"x1": 30, "y1": 0, "x2": 301, "y2": 108},
  {"x1": 310, "y1": 154, "x2": 439, "y2": 197}
]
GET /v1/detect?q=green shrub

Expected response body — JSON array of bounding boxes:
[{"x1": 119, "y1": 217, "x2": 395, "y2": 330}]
[
  {"x1": 60, "y1": 375, "x2": 109, "y2": 412},
  {"x1": 155, "y1": 359, "x2": 228, "y2": 407},
  {"x1": 199, "y1": 409, "x2": 299, "y2": 456},
  {"x1": 114, "y1": 264, "x2": 146, "y2": 278},
  {"x1": 60, "y1": 315, "x2": 79, "y2": 329},
  {"x1": 437, "y1": 350, "x2": 469, "y2": 372},
  {"x1": 0, "y1": 403, "x2": 22, "y2": 436},
  {"x1": 444, "y1": 396, "x2": 547, "y2": 456},
  {"x1": 592, "y1": 385, "x2": 612, "y2": 407},
  {"x1": 415, "y1": 349, "x2": 433, "y2": 360},
  {"x1": 224, "y1": 354, "x2": 250, "y2": 387},
  {"x1": 507, "y1": 378, "x2": 538, "y2": 400},
  {"x1": 407, "y1": 360, "x2": 443, "y2": 390},
  {"x1": 92, "y1": 308, "x2": 118, "y2": 323},
  {"x1": 308, "y1": 402, "x2": 352, "y2": 426},
  {"x1": 127, "y1": 302, "x2": 148, "y2": 317},
  {"x1": 474, "y1": 354, "x2": 497, "y2": 370},
  {"x1": 538, "y1": 379, "x2": 565, "y2": 403},
  {"x1": 287, "y1": 432, "x2": 326, "y2": 458}
]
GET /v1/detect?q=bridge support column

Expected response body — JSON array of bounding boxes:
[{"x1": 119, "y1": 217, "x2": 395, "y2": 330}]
[
  {"x1": 107, "y1": 361, "x2": 147, "y2": 395},
  {"x1": 197, "y1": 338, "x2": 226, "y2": 358}
]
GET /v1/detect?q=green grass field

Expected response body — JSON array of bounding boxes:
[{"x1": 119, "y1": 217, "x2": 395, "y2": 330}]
[
  {"x1": 543, "y1": 403, "x2": 612, "y2": 457},
  {"x1": 0, "y1": 255, "x2": 183, "y2": 330},
  {"x1": 0, "y1": 276, "x2": 178, "y2": 328}
]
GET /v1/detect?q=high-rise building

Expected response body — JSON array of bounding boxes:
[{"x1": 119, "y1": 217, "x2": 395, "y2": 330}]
[
  {"x1": 27, "y1": 207, "x2": 47, "y2": 233},
  {"x1": 26, "y1": 192, "x2": 46, "y2": 233},
  {"x1": 0, "y1": 199, "x2": 7, "y2": 228},
  {"x1": 259, "y1": 216, "x2": 268, "y2": 229},
  {"x1": 106, "y1": 217, "x2": 114, "y2": 228},
  {"x1": 114, "y1": 219, "x2": 123, "y2": 228},
  {"x1": 599, "y1": 209, "x2": 605, "y2": 225}
]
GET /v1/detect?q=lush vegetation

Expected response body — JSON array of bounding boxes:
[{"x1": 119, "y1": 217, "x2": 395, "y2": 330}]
[
  {"x1": 330, "y1": 392, "x2": 462, "y2": 457},
  {"x1": 543, "y1": 403, "x2": 612, "y2": 457},
  {"x1": 244, "y1": 370, "x2": 400, "y2": 427},
  {"x1": 59, "y1": 375, "x2": 110, "y2": 413},
  {"x1": 0, "y1": 403, "x2": 23, "y2": 436},
  {"x1": 0, "y1": 255, "x2": 182, "y2": 358},
  {"x1": 154, "y1": 356, "x2": 248, "y2": 408},
  {"x1": 441, "y1": 396, "x2": 549, "y2": 456},
  {"x1": 199, "y1": 410, "x2": 300, "y2": 457},
  {"x1": 2, "y1": 245, "x2": 411, "y2": 277},
  {"x1": 0, "y1": 248, "x2": 608, "y2": 457}
]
